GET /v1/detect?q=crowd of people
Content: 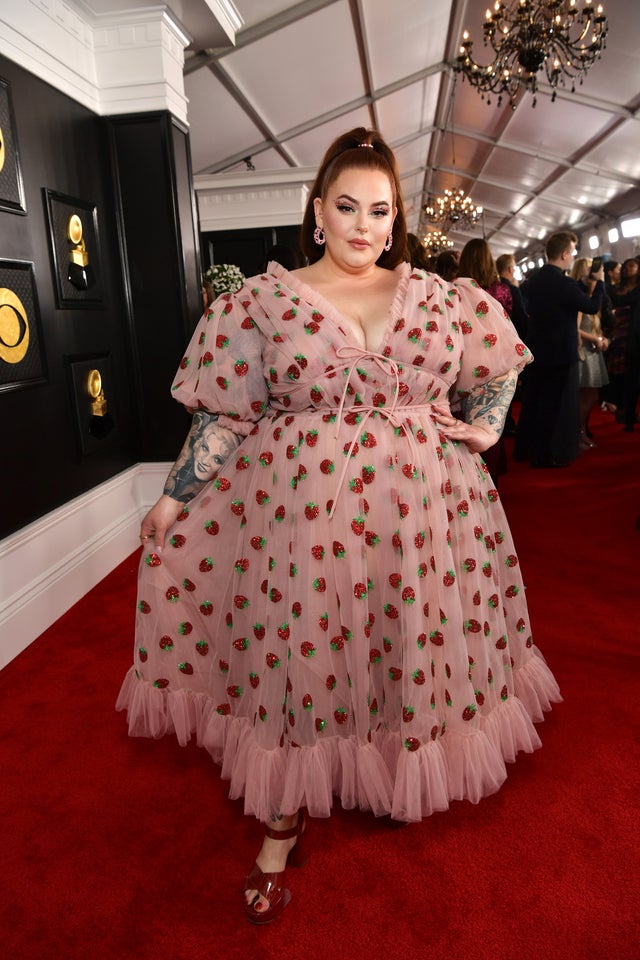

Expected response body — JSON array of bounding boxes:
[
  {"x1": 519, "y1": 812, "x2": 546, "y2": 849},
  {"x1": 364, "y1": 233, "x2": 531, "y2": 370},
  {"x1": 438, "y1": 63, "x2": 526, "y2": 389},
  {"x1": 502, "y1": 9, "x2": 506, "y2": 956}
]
[{"x1": 406, "y1": 230, "x2": 640, "y2": 465}]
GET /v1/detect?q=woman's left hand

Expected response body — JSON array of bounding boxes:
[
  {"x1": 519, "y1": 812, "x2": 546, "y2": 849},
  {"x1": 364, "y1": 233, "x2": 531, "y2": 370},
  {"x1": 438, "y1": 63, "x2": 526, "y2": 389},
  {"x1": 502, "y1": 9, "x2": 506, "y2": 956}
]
[{"x1": 431, "y1": 403, "x2": 499, "y2": 454}]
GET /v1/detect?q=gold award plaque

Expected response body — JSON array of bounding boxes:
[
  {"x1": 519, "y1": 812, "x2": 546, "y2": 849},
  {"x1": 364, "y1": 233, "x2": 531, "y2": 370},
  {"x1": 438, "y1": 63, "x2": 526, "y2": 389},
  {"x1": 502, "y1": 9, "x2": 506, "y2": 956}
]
[
  {"x1": 87, "y1": 368, "x2": 102, "y2": 399},
  {"x1": 0, "y1": 287, "x2": 29, "y2": 364},
  {"x1": 67, "y1": 214, "x2": 83, "y2": 245}
]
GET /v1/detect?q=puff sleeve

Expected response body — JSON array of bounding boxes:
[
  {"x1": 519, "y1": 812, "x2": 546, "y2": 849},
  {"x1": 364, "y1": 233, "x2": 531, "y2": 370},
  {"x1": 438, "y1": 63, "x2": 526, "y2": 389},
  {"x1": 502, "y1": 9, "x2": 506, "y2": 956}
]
[
  {"x1": 170, "y1": 289, "x2": 270, "y2": 436},
  {"x1": 452, "y1": 277, "x2": 532, "y2": 401}
]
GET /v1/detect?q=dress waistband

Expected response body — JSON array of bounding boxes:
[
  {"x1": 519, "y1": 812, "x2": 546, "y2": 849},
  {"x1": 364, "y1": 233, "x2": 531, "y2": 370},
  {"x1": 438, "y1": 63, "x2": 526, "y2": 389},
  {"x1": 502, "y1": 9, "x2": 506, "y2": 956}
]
[{"x1": 326, "y1": 345, "x2": 447, "y2": 519}]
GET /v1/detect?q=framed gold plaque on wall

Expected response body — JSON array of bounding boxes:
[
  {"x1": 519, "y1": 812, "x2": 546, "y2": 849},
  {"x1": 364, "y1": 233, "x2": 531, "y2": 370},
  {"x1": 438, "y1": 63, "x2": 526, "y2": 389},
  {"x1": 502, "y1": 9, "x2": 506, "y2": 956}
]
[
  {"x1": 0, "y1": 76, "x2": 26, "y2": 216},
  {"x1": 0, "y1": 259, "x2": 46, "y2": 393},
  {"x1": 43, "y1": 189, "x2": 104, "y2": 308}
]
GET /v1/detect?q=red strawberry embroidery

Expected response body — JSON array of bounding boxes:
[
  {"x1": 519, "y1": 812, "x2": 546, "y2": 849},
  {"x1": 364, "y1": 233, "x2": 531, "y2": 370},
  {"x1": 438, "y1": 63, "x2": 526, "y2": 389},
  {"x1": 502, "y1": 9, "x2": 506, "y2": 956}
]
[
  {"x1": 178, "y1": 662, "x2": 194, "y2": 675},
  {"x1": 196, "y1": 640, "x2": 209, "y2": 656},
  {"x1": 234, "y1": 359, "x2": 249, "y2": 377},
  {"x1": 362, "y1": 465, "x2": 376, "y2": 485},
  {"x1": 304, "y1": 502, "x2": 319, "y2": 520}
]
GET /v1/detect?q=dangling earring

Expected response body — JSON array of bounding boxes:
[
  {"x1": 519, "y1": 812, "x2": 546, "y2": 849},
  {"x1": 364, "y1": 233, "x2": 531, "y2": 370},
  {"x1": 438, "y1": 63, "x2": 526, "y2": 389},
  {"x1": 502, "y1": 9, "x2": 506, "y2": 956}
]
[
  {"x1": 313, "y1": 226, "x2": 325, "y2": 246},
  {"x1": 384, "y1": 231, "x2": 393, "y2": 252}
]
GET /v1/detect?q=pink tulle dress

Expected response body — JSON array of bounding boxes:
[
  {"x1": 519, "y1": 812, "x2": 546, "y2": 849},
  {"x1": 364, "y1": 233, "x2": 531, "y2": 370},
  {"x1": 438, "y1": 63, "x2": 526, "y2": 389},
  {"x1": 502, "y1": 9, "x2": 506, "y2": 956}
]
[{"x1": 116, "y1": 262, "x2": 561, "y2": 822}]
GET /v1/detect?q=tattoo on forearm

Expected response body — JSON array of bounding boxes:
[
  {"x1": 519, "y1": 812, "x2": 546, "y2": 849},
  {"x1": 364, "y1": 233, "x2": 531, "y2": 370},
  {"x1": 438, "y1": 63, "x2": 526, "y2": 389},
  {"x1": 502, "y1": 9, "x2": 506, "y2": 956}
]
[
  {"x1": 462, "y1": 368, "x2": 517, "y2": 437},
  {"x1": 163, "y1": 411, "x2": 242, "y2": 502}
]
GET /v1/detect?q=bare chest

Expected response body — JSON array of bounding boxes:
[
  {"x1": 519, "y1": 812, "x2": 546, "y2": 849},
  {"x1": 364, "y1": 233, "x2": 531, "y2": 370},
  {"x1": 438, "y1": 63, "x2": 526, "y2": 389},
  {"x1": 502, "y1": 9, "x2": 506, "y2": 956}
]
[{"x1": 315, "y1": 281, "x2": 398, "y2": 352}]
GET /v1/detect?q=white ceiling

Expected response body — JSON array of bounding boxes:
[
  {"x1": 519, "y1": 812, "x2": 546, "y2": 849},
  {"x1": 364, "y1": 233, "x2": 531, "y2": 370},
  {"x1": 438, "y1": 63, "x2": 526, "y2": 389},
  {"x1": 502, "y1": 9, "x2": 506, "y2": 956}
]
[{"x1": 90, "y1": 0, "x2": 640, "y2": 260}]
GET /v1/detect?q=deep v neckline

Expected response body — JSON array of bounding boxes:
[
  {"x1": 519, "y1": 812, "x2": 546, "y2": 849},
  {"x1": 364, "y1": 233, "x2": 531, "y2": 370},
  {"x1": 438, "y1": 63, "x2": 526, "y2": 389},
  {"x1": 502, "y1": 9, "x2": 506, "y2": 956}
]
[{"x1": 268, "y1": 261, "x2": 412, "y2": 355}]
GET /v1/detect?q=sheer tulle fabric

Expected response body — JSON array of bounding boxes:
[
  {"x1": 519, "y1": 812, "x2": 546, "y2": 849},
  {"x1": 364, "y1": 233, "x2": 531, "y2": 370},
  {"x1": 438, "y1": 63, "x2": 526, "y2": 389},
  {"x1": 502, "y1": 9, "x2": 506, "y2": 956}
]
[{"x1": 116, "y1": 262, "x2": 561, "y2": 822}]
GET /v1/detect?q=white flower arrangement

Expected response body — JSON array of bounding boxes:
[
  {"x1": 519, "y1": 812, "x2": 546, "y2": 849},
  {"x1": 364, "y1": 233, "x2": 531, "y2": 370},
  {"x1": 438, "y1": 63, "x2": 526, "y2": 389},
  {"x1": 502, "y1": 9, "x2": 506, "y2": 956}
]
[{"x1": 203, "y1": 263, "x2": 245, "y2": 297}]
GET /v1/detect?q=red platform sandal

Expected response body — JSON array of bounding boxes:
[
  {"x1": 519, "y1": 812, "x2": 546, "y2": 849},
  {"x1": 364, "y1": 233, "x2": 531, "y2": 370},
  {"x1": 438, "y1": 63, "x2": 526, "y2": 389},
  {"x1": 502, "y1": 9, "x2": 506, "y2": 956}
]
[{"x1": 243, "y1": 812, "x2": 308, "y2": 924}]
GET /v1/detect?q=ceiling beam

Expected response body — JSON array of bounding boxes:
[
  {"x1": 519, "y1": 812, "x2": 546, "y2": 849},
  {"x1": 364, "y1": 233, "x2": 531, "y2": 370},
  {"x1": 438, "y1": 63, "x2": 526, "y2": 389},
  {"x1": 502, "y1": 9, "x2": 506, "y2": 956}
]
[
  {"x1": 185, "y1": 0, "x2": 341, "y2": 74},
  {"x1": 198, "y1": 60, "x2": 447, "y2": 174}
]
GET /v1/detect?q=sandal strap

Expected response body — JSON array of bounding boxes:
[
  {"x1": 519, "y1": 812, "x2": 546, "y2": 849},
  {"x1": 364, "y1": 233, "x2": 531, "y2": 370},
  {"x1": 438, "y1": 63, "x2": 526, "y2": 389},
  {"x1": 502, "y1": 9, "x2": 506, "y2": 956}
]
[{"x1": 264, "y1": 817, "x2": 302, "y2": 842}]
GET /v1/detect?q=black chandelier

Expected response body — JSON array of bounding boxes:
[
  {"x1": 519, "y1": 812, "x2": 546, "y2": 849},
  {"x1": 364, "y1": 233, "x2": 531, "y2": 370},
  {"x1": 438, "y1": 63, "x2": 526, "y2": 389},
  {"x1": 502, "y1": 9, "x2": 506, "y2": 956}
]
[
  {"x1": 455, "y1": 0, "x2": 608, "y2": 108},
  {"x1": 423, "y1": 230, "x2": 454, "y2": 254}
]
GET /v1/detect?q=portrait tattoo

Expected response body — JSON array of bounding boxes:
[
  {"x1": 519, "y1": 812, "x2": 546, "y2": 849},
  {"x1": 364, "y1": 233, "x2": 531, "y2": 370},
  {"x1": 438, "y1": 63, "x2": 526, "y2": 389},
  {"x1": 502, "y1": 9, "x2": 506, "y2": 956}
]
[
  {"x1": 164, "y1": 410, "x2": 242, "y2": 502},
  {"x1": 463, "y1": 368, "x2": 517, "y2": 436}
]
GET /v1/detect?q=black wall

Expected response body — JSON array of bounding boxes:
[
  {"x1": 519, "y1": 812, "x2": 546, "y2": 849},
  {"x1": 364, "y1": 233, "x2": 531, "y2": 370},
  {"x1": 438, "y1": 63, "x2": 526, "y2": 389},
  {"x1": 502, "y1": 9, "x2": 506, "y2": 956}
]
[
  {"x1": 201, "y1": 224, "x2": 303, "y2": 279},
  {"x1": 0, "y1": 57, "x2": 201, "y2": 539},
  {"x1": 108, "y1": 113, "x2": 201, "y2": 462}
]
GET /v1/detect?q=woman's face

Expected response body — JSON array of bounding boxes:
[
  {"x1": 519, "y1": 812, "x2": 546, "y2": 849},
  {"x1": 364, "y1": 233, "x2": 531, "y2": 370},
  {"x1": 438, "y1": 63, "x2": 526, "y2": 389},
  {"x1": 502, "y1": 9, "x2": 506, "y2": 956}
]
[
  {"x1": 192, "y1": 423, "x2": 226, "y2": 479},
  {"x1": 608, "y1": 263, "x2": 621, "y2": 284},
  {"x1": 314, "y1": 167, "x2": 396, "y2": 271},
  {"x1": 578, "y1": 260, "x2": 591, "y2": 280},
  {"x1": 622, "y1": 259, "x2": 639, "y2": 282}
]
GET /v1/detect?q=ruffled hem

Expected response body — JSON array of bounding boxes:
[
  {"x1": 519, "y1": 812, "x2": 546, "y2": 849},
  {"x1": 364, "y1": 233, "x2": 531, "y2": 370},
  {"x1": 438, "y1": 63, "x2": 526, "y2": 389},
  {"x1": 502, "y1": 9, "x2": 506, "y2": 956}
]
[{"x1": 116, "y1": 651, "x2": 560, "y2": 822}]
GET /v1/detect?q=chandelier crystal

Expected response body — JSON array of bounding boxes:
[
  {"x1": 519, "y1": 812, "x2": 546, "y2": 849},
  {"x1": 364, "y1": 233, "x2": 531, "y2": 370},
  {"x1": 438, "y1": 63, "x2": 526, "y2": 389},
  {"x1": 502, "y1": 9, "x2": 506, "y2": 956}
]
[
  {"x1": 424, "y1": 188, "x2": 483, "y2": 229},
  {"x1": 423, "y1": 230, "x2": 454, "y2": 254},
  {"x1": 455, "y1": 0, "x2": 608, "y2": 108}
]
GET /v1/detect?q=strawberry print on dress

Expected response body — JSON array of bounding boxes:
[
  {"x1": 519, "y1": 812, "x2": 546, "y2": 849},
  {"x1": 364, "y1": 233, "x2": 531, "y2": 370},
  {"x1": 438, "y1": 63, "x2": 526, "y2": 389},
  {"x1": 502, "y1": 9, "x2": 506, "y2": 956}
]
[{"x1": 117, "y1": 262, "x2": 561, "y2": 822}]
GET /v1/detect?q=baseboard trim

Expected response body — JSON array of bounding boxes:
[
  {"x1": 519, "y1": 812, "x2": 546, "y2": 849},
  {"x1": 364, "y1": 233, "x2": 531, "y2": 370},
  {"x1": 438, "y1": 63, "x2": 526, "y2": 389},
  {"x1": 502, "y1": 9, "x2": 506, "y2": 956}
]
[{"x1": 0, "y1": 462, "x2": 171, "y2": 670}]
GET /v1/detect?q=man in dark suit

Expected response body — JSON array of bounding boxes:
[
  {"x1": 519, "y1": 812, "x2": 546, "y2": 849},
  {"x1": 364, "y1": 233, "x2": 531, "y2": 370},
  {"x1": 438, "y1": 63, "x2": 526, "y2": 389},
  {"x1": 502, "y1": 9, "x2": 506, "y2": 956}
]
[{"x1": 516, "y1": 231, "x2": 604, "y2": 467}]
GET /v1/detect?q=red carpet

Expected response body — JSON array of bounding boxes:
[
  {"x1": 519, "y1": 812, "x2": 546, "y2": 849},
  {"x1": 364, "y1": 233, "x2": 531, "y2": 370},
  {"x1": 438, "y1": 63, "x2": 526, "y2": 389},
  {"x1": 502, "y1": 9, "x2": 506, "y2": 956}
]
[{"x1": 1, "y1": 408, "x2": 638, "y2": 960}]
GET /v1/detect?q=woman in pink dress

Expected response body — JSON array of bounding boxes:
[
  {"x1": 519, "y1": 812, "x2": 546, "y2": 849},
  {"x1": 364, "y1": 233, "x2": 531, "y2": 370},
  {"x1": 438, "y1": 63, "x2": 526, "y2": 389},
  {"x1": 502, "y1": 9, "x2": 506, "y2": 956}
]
[{"x1": 117, "y1": 128, "x2": 561, "y2": 924}]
